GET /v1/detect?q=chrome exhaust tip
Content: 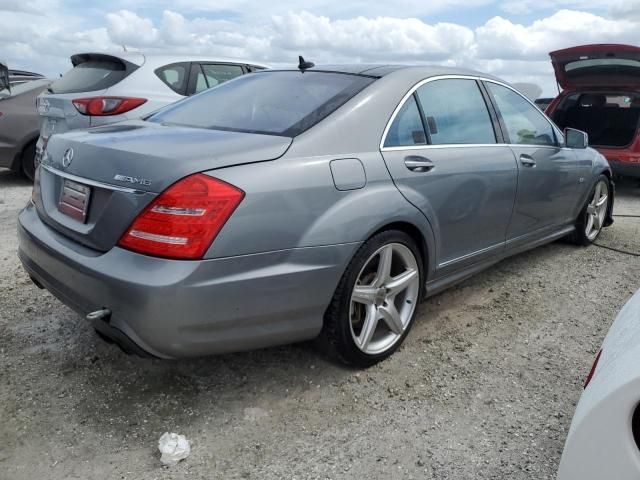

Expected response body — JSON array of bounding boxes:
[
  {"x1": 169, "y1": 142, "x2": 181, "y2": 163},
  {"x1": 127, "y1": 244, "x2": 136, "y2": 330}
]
[{"x1": 86, "y1": 308, "x2": 112, "y2": 322}]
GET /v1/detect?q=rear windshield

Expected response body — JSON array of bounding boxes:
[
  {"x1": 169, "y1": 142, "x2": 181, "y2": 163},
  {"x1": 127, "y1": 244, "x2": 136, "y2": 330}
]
[
  {"x1": 566, "y1": 58, "x2": 640, "y2": 72},
  {"x1": 50, "y1": 59, "x2": 131, "y2": 94},
  {"x1": 148, "y1": 71, "x2": 376, "y2": 137},
  {"x1": 564, "y1": 58, "x2": 640, "y2": 86}
]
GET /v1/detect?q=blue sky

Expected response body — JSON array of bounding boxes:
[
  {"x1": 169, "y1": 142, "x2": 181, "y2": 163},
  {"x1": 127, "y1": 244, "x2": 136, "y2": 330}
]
[{"x1": 1, "y1": 0, "x2": 639, "y2": 95}]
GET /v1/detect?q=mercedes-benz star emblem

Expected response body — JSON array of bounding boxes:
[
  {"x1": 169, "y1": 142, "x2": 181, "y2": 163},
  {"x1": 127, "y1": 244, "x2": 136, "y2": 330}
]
[{"x1": 62, "y1": 148, "x2": 74, "y2": 168}]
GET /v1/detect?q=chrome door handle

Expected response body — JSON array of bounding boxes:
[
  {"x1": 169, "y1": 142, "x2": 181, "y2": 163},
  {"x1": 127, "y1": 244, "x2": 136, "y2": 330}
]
[
  {"x1": 519, "y1": 154, "x2": 536, "y2": 167},
  {"x1": 404, "y1": 155, "x2": 435, "y2": 172}
]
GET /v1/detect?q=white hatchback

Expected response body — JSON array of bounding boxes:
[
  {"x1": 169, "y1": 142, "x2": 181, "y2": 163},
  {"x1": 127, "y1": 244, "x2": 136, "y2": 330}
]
[{"x1": 36, "y1": 52, "x2": 267, "y2": 160}]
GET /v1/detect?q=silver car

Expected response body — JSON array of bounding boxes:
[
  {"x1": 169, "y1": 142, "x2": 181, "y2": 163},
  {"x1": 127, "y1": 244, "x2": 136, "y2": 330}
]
[{"x1": 18, "y1": 64, "x2": 614, "y2": 366}]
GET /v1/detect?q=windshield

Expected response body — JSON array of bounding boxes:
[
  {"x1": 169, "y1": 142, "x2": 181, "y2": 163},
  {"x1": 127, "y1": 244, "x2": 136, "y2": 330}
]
[
  {"x1": 0, "y1": 78, "x2": 50, "y2": 100},
  {"x1": 148, "y1": 71, "x2": 376, "y2": 137}
]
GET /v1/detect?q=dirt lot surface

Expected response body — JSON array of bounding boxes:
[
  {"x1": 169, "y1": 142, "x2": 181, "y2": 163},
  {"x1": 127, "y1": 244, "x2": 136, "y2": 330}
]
[{"x1": 1, "y1": 169, "x2": 639, "y2": 480}]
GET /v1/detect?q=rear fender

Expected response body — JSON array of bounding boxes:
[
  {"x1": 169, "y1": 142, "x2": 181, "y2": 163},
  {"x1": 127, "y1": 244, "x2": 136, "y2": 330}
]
[{"x1": 208, "y1": 151, "x2": 436, "y2": 280}]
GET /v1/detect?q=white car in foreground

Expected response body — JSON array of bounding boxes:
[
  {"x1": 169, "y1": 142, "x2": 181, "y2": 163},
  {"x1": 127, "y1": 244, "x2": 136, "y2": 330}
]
[
  {"x1": 35, "y1": 52, "x2": 267, "y2": 169},
  {"x1": 557, "y1": 289, "x2": 640, "y2": 479}
]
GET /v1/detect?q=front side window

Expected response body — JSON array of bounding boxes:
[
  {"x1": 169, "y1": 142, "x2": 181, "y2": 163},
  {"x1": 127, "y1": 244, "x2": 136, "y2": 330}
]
[
  {"x1": 384, "y1": 95, "x2": 427, "y2": 147},
  {"x1": 149, "y1": 71, "x2": 375, "y2": 137},
  {"x1": 415, "y1": 79, "x2": 496, "y2": 145},
  {"x1": 486, "y1": 82, "x2": 556, "y2": 146}
]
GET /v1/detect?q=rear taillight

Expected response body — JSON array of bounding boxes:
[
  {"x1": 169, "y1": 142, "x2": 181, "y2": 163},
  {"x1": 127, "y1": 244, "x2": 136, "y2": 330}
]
[
  {"x1": 584, "y1": 349, "x2": 602, "y2": 389},
  {"x1": 72, "y1": 97, "x2": 147, "y2": 116},
  {"x1": 118, "y1": 174, "x2": 244, "y2": 260}
]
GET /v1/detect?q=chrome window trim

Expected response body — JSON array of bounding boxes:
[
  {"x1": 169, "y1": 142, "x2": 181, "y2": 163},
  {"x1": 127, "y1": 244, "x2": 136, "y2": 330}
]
[
  {"x1": 380, "y1": 74, "x2": 564, "y2": 152},
  {"x1": 382, "y1": 143, "x2": 509, "y2": 152},
  {"x1": 40, "y1": 164, "x2": 147, "y2": 194}
]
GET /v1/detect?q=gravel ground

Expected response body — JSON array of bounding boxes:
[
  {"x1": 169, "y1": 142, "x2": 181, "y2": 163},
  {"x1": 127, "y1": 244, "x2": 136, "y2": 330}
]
[{"x1": 1, "y1": 169, "x2": 639, "y2": 480}]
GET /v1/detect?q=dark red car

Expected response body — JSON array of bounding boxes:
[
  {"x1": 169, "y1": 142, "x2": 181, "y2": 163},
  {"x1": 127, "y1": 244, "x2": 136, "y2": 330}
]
[{"x1": 546, "y1": 44, "x2": 640, "y2": 178}]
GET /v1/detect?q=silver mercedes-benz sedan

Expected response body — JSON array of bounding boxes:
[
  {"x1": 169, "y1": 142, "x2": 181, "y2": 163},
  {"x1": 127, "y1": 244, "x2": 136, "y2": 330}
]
[{"x1": 18, "y1": 62, "x2": 614, "y2": 366}]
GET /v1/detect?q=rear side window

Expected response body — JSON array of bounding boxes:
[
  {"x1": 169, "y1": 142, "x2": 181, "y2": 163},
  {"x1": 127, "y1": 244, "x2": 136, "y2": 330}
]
[
  {"x1": 486, "y1": 82, "x2": 557, "y2": 146},
  {"x1": 191, "y1": 64, "x2": 245, "y2": 95},
  {"x1": 149, "y1": 71, "x2": 375, "y2": 137},
  {"x1": 384, "y1": 95, "x2": 427, "y2": 147},
  {"x1": 156, "y1": 63, "x2": 190, "y2": 95},
  {"x1": 416, "y1": 79, "x2": 496, "y2": 145},
  {"x1": 50, "y1": 59, "x2": 131, "y2": 94},
  {"x1": 201, "y1": 64, "x2": 244, "y2": 88},
  {"x1": 193, "y1": 66, "x2": 209, "y2": 94}
]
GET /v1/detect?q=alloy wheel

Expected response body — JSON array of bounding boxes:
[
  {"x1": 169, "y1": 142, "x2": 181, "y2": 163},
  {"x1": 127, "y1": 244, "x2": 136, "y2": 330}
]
[
  {"x1": 585, "y1": 179, "x2": 609, "y2": 241},
  {"x1": 349, "y1": 243, "x2": 420, "y2": 355}
]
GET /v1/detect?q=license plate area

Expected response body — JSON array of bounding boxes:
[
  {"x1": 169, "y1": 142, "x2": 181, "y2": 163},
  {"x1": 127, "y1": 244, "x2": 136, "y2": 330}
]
[{"x1": 58, "y1": 179, "x2": 91, "y2": 223}]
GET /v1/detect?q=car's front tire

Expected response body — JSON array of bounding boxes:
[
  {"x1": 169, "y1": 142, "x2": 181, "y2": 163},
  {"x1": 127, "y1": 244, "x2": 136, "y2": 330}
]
[
  {"x1": 321, "y1": 230, "x2": 423, "y2": 367},
  {"x1": 569, "y1": 174, "x2": 611, "y2": 246}
]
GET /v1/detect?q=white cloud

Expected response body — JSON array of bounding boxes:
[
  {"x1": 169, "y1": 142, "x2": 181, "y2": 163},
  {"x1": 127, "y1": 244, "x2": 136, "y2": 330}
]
[
  {"x1": 270, "y1": 11, "x2": 474, "y2": 62},
  {"x1": 166, "y1": 0, "x2": 494, "y2": 18},
  {"x1": 2, "y1": 6, "x2": 640, "y2": 96},
  {"x1": 609, "y1": 0, "x2": 640, "y2": 21},
  {"x1": 500, "y1": 0, "x2": 612, "y2": 16},
  {"x1": 0, "y1": 0, "x2": 60, "y2": 14},
  {"x1": 475, "y1": 10, "x2": 640, "y2": 61},
  {"x1": 106, "y1": 10, "x2": 159, "y2": 47}
]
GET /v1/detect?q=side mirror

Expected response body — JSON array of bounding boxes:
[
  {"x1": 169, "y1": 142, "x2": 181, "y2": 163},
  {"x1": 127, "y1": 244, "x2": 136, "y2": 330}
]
[{"x1": 565, "y1": 128, "x2": 588, "y2": 149}]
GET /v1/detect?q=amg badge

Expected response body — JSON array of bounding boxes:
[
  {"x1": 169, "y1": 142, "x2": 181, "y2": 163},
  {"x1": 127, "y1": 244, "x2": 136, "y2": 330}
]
[{"x1": 114, "y1": 174, "x2": 152, "y2": 186}]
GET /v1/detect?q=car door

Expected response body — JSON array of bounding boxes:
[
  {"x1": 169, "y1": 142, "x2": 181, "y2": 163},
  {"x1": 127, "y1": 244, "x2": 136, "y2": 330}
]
[
  {"x1": 381, "y1": 78, "x2": 518, "y2": 274},
  {"x1": 483, "y1": 81, "x2": 579, "y2": 245}
]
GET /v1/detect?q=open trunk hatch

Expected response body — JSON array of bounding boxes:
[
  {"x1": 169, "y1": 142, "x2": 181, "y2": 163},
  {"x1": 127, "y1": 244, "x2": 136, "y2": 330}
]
[
  {"x1": 550, "y1": 44, "x2": 640, "y2": 90},
  {"x1": 35, "y1": 121, "x2": 292, "y2": 252},
  {"x1": 550, "y1": 92, "x2": 640, "y2": 148}
]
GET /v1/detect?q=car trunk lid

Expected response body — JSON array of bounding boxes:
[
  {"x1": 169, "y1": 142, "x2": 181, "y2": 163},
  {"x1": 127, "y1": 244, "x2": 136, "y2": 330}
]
[
  {"x1": 35, "y1": 121, "x2": 292, "y2": 251},
  {"x1": 550, "y1": 44, "x2": 640, "y2": 90}
]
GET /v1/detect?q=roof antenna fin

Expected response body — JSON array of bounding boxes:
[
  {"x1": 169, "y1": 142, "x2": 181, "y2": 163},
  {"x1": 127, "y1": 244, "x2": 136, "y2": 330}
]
[{"x1": 298, "y1": 55, "x2": 314, "y2": 72}]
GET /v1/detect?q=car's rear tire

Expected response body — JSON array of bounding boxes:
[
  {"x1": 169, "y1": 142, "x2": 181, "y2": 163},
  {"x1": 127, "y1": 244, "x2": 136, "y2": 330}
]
[
  {"x1": 320, "y1": 230, "x2": 423, "y2": 367},
  {"x1": 20, "y1": 141, "x2": 37, "y2": 181},
  {"x1": 569, "y1": 174, "x2": 610, "y2": 246}
]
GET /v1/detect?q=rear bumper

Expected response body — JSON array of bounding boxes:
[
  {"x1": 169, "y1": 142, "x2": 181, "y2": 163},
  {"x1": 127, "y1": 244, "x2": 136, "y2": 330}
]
[
  {"x1": 18, "y1": 202, "x2": 359, "y2": 358},
  {"x1": 607, "y1": 159, "x2": 640, "y2": 178}
]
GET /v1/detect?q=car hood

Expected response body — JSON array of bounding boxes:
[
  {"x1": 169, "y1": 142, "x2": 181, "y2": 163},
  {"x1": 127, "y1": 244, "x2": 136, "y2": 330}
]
[
  {"x1": 550, "y1": 44, "x2": 640, "y2": 90},
  {"x1": 41, "y1": 120, "x2": 292, "y2": 194}
]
